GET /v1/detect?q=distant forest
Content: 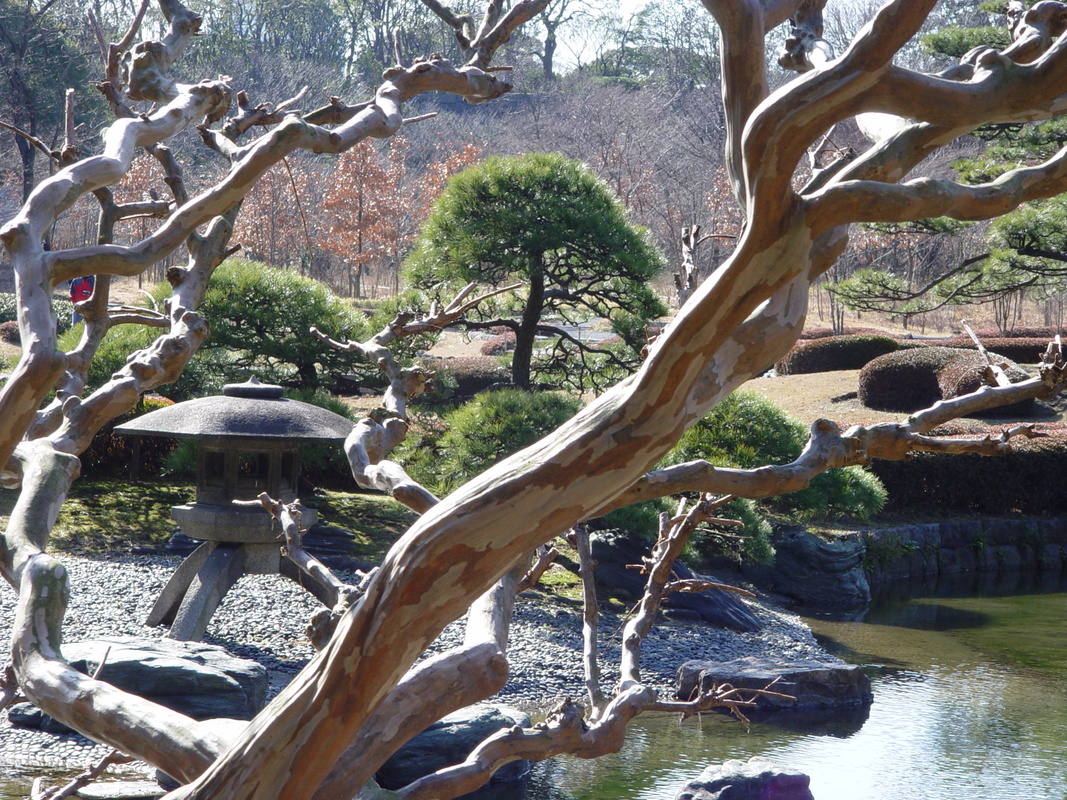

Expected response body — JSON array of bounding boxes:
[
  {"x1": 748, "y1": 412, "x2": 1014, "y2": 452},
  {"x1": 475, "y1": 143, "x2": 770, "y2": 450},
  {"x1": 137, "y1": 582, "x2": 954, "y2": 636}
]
[{"x1": 4, "y1": 0, "x2": 1066, "y2": 333}]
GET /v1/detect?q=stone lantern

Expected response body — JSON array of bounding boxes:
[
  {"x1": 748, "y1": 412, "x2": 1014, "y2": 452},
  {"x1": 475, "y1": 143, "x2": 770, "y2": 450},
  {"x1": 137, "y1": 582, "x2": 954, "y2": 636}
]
[{"x1": 115, "y1": 378, "x2": 353, "y2": 641}]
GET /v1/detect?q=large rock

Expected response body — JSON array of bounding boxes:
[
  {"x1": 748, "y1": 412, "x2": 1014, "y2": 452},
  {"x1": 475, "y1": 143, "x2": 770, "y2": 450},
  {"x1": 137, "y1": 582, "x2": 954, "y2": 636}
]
[
  {"x1": 8, "y1": 636, "x2": 266, "y2": 734},
  {"x1": 676, "y1": 756, "x2": 814, "y2": 800},
  {"x1": 677, "y1": 656, "x2": 873, "y2": 714},
  {"x1": 742, "y1": 527, "x2": 870, "y2": 611},
  {"x1": 375, "y1": 704, "x2": 530, "y2": 794},
  {"x1": 591, "y1": 531, "x2": 761, "y2": 632}
]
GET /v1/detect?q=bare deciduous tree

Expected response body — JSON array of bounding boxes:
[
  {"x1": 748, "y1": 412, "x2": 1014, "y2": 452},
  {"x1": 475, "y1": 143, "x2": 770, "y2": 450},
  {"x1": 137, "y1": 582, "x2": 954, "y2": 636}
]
[{"x1": 5, "y1": 0, "x2": 1067, "y2": 799}]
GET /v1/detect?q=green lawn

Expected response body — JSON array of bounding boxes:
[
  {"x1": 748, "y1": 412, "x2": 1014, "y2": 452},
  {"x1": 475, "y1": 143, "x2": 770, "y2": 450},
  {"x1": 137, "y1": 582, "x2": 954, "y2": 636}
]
[{"x1": 0, "y1": 479, "x2": 418, "y2": 559}]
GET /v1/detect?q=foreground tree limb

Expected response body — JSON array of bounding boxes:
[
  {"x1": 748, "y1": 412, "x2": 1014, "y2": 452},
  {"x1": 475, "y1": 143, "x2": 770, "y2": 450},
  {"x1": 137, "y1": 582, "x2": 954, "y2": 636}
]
[{"x1": 11, "y1": 1, "x2": 1067, "y2": 799}]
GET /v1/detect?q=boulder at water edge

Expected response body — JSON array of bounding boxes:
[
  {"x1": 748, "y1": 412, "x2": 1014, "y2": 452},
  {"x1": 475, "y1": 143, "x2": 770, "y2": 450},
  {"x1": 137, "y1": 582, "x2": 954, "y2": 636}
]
[
  {"x1": 741, "y1": 526, "x2": 870, "y2": 612},
  {"x1": 375, "y1": 704, "x2": 531, "y2": 796},
  {"x1": 677, "y1": 656, "x2": 873, "y2": 713},
  {"x1": 591, "y1": 530, "x2": 761, "y2": 632},
  {"x1": 676, "y1": 756, "x2": 815, "y2": 800},
  {"x1": 8, "y1": 635, "x2": 267, "y2": 734}
]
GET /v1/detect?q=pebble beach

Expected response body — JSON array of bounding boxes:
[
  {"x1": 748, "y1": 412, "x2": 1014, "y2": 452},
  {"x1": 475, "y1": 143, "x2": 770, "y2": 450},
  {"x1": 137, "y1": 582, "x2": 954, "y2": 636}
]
[{"x1": 0, "y1": 552, "x2": 838, "y2": 778}]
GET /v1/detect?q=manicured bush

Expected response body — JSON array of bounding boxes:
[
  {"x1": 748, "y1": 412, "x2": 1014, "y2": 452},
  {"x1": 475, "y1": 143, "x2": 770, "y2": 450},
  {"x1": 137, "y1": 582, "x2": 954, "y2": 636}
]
[
  {"x1": 775, "y1": 334, "x2": 902, "y2": 374},
  {"x1": 398, "y1": 388, "x2": 582, "y2": 496},
  {"x1": 935, "y1": 354, "x2": 1035, "y2": 417},
  {"x1": 419, "y1": 356, "x2": 510, "y2": 400},
  {"x1": 859, "y1": 347, "x2": 971, "y2": 412},
  {"x1": 871, "y1": 423, "x2": 1067, "y2": 514},
  {"x1": 798, "y1": 326, "x2": 899, "y2": 340},
  {"x1": 859, "y1": 346, "x2": 1033, "y2": 414},
  {"x1": 941, "y1": 336, "x2": 1053, "y2": 364},
  {"x1": 0, "y1": 292, "x2": 73, "y2": 333},
  {"x1": 965, "y1": 325, "x2": 1062, "y2": 339},
  {"x1": 80, "y1": 394, "x2": 177, "y2": 477},
  {"x1": 480, "y1": 330, "x2": 516, "y2": 356},
  {"x1": 0, "y1": 320, "x2": 19, "y2": 345},
  {"x1": 659, "y1": 389, "x2": 886, "y2": 563}
]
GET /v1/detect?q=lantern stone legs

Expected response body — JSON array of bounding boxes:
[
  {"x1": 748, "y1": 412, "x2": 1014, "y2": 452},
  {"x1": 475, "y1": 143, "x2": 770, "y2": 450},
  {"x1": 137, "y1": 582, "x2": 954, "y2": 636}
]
[{"x1": 146, "y1": 504, "x2": 338, "y2": 642}]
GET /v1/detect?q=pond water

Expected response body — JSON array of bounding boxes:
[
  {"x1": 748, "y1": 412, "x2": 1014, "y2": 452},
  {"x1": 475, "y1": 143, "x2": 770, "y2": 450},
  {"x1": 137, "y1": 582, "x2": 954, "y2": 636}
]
[
  {"x1": 3, "y1": 573, "x2": 1065, "y2": 799},
  {"x1": 528, "y1": 572, "x2": 1067, "y2": 800}
]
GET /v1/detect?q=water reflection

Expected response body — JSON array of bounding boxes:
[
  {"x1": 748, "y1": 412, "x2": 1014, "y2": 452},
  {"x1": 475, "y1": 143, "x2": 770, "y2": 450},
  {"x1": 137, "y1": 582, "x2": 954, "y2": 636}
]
[{"x1": 530, "y1": 572, "x2": 1067, "y2": 800}]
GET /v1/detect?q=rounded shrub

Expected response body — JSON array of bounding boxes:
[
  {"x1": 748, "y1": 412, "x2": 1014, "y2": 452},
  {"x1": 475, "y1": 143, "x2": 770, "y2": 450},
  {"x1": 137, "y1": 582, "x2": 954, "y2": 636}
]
[
  {"x1": 660, "y1": 389, "x2": 886, "y2": 563},
  {"x1": 775, "y1": 334, "x2": 902, "y2": 374},
  {"x1": 871, "y1": 423, "x2": 1067, "y2": 514},
  {"x1": 858, "y1": 347, "x2": 968, "y2": 412},
  {"x1": 419, "y1": 356, "x2": 510, "y2": 400},
  {"x1": 860, "y1": 346, "x2": 1034, "y2": 414},
  {"x1": 936, "y1": 352, "x2": 1035, "y2": 417},
  {"x1": 480, "y1": 330, "x2": 516, "y2": 356},
  {"x1": 0, "y1": 320, "x2": 19, "y2": 345},
  {"x1": 398, "y1": 388, "x2": 582, "y2": 496}
]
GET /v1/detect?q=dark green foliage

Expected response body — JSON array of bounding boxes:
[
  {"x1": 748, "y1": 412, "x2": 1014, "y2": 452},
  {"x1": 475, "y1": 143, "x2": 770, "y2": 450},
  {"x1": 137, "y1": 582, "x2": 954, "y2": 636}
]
[
  {"x1": 922, "y1": 24, "x2": 1010, "y2": 58},
  {"x1": 775, "y1": 334, "x2": 901, "y2": 375},
  {"x1": 0, "y1": 321, "x2": 18, "y2": 344},
  {"x1": 398, "y1": 388, "x2": 582, "y2": 496},
  {"x1": 197, "y1": 260, "x2": 372, "y2": 389},
  {"x1": 80, "y1": 395, "x2": 177, "y2": 478},
  {"x1": 798, "y1": 326, "x2": 900, "y2": 340},
  {"x1": 871, "y1": 424, "x2": 1067, "y2": 514},
  {"x1": 965, "y1": 326, "x2": 1063, "y2": 339},
  {"x1": 659, "y1": 390, "x2": 886, "y2": 563},
  {"x1": 404, "y1": 153, "x2": 666, "y2": 391},
  {"x1": 858, "y1": 347, "x2": 1032, "y2": 413},
  {"x1": 0, "y1": 292, "x2": 73, "y2": 333},
  {"x1": 66, "y1": 261, "x2": 374, "y2": 401},
  {"x1": 935, "y1": 353, "x2": 1036, "y2": 417}
]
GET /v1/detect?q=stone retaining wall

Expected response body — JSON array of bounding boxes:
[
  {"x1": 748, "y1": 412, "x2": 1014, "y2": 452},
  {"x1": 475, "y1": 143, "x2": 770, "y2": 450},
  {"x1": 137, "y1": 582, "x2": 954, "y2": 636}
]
[
  {"x1": 742, "y1": 518, "x2": 1067, "y2": 611},
  {"x1": 861, "y1": 517, "x2": 1067, "y2": 586}
]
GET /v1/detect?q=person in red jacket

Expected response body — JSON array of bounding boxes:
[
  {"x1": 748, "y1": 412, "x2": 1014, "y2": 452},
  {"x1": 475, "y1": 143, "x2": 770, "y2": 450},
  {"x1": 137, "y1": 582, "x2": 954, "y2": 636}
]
[{"x1": 68, "y1": 275, "x2": 95, "y2": 323}]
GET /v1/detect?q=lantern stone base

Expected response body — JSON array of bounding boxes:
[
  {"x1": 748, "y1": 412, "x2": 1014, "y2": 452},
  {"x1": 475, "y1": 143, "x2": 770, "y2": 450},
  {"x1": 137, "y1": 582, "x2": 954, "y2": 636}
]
[{"x1": 147, "y1": 503, "x2": 335, "y2": 642}]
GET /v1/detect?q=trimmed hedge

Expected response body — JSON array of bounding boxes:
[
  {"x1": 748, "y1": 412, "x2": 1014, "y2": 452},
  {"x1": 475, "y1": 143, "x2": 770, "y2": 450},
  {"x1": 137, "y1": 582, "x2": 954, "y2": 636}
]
[
  {"x1": 480, "y1": 330, "x2": 516, "y2": 356},
  {"x1": 858, "y1": 347, "x2": 962, "y2": 412},
  {"x1": 80, "y1": 395, "x2": 177, "y2": 477},
  {"x1": 775, "y1": 334, "x2": 902, "y2": 374},
  {"x1": 419, "y1": 355, "x2": 511, "y2": 400},
  {"x1": 941, "y1": 336, "x2": 1053, "y2": 364},
  {"x1": 871, "y1": 424, "x2": 1067, "y2": 514},
  {"x1": 797, "y1": 326, "x2": 899, "y2": 340},
  {"x1": 965, "y1": 326, "x2": 1062, "y2": 339},
  {"x1": 0, "y1": 320, "x2": 19, "y2": 345},
  {"x1": 859, "y1": 347, "x2": 1033, "y2": 414}
]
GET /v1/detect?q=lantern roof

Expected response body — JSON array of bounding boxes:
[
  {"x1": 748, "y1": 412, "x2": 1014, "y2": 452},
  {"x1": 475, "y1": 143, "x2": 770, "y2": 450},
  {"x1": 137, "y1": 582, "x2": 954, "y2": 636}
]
[{"x1": 114, "y1": 379, "x2": 353, "y2": 442}]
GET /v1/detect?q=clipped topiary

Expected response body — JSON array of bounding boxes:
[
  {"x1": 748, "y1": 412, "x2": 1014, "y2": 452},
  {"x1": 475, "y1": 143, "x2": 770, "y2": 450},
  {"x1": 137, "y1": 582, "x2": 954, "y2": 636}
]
[
  {"x1": 0, "y1": 320, "x2": 19, "y2": 345},
  {"x1": 859, "y1": 346, "x2": 1034, "y2": 414},
  {"x1": 418, "y1": 356, "x2": 510, "y2": 400},
  {"x1": 858, "y1": 347, "x2": 967, "y2": 412},
  {"x1": 941, "y1": 336, "x2": 1052, "y2": 364},
  {"x1": 775, "y1": 334, "x2": 902, "y2": 374},
  {"x1": 936, "y1": 352, "x2": 1036, "y2": 417}
]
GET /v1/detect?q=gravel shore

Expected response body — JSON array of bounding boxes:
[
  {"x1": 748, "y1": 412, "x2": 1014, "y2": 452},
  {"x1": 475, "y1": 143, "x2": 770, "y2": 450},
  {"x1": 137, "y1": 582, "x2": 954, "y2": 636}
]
[{"x1": 0, "y1": 552, "x2": 838, "y2": 775}]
